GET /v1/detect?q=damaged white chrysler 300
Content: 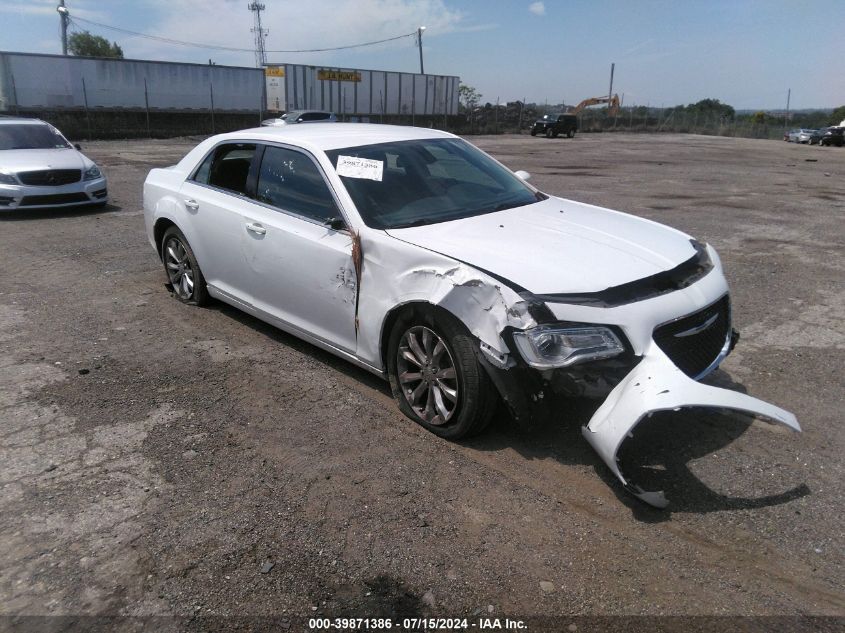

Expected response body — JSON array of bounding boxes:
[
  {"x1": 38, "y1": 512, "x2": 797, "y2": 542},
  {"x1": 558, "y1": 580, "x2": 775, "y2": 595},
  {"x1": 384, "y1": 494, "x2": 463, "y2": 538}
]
[{"x1": 143, "y1": 124, "x2": 799, "y2": 507}]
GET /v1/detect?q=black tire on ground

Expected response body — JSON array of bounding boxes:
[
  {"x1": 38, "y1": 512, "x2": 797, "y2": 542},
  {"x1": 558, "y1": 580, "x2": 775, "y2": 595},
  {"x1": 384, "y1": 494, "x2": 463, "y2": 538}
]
[
  {"x1": 530, "y1": 128, "x2": 537, "y2": 136},
  {"x1": 545, "y1": 127, "x2": 554, "y2": 138},
  {"x1": 161, "y1": 225, "x2": 209, "y2": 306},
  {"x1": 567, "y1": 129, "x2": 575, "y2": 138},
  {"x1": 387, "y1": 309, "x2": 497, "y2": 440}
]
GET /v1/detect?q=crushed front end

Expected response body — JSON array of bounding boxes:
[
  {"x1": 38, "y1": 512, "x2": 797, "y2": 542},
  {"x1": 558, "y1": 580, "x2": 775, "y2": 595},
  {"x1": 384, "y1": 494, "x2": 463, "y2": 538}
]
[{"x1": 477, "y1": 242, "x2": 800, "y2": 507}]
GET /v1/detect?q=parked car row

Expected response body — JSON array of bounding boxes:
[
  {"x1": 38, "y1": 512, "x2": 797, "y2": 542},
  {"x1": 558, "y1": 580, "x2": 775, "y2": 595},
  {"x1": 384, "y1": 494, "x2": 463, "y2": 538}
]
[{"x1": 784, "y1": 126, "x2": 844, "y2": 146}]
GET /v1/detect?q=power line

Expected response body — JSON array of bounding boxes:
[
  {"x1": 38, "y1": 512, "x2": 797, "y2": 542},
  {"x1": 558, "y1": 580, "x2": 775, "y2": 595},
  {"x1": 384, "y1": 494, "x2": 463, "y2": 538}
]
[{"x1": 68, "y1": 15, "x2": 417, "y2": 54}]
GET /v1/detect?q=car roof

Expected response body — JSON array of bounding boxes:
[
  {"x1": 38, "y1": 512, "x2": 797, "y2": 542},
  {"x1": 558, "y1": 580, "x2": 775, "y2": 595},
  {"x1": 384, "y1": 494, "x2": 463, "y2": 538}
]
[
  {"x1": 213, "y1": 123, "x2": 457, "y2": 152},
  {"x1": 0, "y1": 116, "x2": 49, "y2": 126}
]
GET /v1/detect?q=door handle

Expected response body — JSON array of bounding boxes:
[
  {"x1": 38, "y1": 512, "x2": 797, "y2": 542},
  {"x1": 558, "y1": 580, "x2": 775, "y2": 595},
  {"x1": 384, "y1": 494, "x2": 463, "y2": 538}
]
[
  {"x1": 246, "y1": 222, "x2": 266, "y2": 235},
  {"x1": 184, "y1": 199, "x2": 199, "y2": 211}
]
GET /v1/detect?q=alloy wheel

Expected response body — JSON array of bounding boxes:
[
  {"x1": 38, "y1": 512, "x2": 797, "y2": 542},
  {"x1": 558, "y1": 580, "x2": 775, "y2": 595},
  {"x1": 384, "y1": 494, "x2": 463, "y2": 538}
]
[
  {"x1": 164, "y1": 237, "x2": 195, "y2": 300},
  {"x1": 396, "y1": 326, "x2": 459, "y2": 425}
]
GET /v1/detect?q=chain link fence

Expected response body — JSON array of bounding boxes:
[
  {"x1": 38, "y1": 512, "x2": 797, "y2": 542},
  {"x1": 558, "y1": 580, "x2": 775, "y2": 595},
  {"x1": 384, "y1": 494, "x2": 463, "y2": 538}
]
[{"x1": 450, "y1": 105, "x2": 794, "y2": 140}]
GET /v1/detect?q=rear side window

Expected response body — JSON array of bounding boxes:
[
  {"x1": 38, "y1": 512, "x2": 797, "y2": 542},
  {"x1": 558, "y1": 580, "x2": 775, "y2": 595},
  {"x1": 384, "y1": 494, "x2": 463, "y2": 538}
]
[
  {"x1": 192, "y1": 143, "x2": 256, "y2": 195},
  {"x1": 301, "y1": 112, "x2": 330, "y2": 122},
  {"x1": 255, "y1": 145, "x2": 339, "y2": 223}
]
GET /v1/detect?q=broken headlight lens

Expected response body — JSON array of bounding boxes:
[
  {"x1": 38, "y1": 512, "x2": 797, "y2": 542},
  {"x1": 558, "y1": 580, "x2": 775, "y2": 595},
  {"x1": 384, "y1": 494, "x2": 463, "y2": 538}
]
[{"x1": 512, "y1": 325, "x2": 625, "y2": 369}]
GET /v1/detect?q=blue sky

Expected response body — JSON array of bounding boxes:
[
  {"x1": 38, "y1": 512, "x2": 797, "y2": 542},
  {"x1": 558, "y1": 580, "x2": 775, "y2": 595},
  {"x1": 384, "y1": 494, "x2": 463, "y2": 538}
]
[{"x1": 0, "y1": 0, "x2": 842, "y2": 109}]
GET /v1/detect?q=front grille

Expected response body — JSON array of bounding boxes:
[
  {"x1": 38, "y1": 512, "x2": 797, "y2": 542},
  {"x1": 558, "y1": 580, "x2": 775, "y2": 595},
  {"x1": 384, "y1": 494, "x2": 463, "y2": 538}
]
[
  {"x1": 653, "y1": 295, "x2": 730, "y2": 378},
  {"x1": 17, "y1": 169, "x2": 82, "y2": 186},
  {"x1": 20, "y1": 193, "x2": 89, "y2": 206}
]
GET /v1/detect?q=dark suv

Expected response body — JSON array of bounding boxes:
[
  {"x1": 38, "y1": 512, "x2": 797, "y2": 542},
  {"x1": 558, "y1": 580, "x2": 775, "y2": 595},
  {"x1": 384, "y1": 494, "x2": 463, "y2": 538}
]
[
  {"x1": 530, "y1": 113, "x2": 578, "y2": 138},
  {"x1": 810, "y1": 126, "x2": 844, "y2": 147}
]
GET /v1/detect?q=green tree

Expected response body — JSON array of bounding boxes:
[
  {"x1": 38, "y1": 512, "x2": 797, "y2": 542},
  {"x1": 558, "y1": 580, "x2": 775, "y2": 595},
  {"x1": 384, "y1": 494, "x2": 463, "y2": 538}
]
[
  {"x1": 68, "y1": 31, "x2": 124, "y2": 58},
  {"x1": 751, "y1": 111, "x2": 767, "y2": 125},
  {"x1": 458, "y1": 84, "x2": 481, "y2": 113},
  {"x1": 683, "y1": 98, "x2": 735, "y2": 120},
  {"x1": 830, "y1": 105, "x2": 845, "y2": 125}
]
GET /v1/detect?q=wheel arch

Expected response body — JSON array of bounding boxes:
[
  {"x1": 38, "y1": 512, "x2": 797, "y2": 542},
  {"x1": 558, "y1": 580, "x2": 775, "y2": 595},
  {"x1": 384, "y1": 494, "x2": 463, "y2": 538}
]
[
  {"x1": 378, "y1": 301, "x2": 469, "y2": 372},
  {"x1": 153, "y1": 217, "x2": 178, "y2": 257}
]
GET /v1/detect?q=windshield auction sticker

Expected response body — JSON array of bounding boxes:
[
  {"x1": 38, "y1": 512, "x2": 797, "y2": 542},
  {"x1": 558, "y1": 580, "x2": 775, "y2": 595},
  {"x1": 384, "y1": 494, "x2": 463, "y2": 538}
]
[{"x1": 336, "y1": 155, "x2": 383, "y2": 181}]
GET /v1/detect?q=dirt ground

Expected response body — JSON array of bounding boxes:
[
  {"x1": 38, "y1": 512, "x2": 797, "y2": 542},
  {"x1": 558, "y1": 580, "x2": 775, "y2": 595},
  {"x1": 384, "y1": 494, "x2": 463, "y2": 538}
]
[{"x1": 1, "y1": 132, "x2": 843, "y2": 630}]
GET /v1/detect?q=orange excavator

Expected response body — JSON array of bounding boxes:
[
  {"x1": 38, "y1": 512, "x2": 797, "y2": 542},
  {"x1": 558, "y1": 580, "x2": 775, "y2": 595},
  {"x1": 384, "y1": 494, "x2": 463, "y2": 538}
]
[{"x1": 568, "y1": 94, "x2": 621, "y2": 116}]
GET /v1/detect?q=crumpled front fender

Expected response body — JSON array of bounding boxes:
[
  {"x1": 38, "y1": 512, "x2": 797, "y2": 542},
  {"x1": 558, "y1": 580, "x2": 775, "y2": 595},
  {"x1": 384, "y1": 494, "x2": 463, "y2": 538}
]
[{"x1": 582, "y1": 344, "x2": 800, "y2": 508}]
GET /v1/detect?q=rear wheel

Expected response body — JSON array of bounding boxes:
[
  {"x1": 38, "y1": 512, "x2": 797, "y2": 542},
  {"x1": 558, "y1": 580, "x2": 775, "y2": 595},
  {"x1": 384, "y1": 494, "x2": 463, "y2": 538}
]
[
  {"x1": 161, "y1": 226, "x2": 209, "y2": 306},
  {"x1": 387, "y1": 310, "x2": 497, "y2": 440}
]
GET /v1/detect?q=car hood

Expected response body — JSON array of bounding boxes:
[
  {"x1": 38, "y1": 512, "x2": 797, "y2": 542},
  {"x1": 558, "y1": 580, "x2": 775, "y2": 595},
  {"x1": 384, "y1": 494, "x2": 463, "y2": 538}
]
[
  {"x1": 1, "y1": 148, "x2": 89, "y2": 172},
  {"x1": 385, "y1": 196, "x2": 697, "y2": 295}
]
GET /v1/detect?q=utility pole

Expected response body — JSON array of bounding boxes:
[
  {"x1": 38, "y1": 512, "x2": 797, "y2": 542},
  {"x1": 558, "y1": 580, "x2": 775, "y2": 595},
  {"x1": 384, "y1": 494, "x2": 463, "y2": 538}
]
[
  {"x1": 417, "y1": 26, "x2": 426, "y2": 74},
  {"x1": 248, "y1": 2, "x2": 268, "y2": 68},
  {"x1": 784, "y1": 88, "x2": 791, "y2": 131},
  {"x1": 608, "y1": 62, "x2": 615, "y2": 110},
  {"x1": 57, "y1": 1, "x2": 69, "y2": 55}
]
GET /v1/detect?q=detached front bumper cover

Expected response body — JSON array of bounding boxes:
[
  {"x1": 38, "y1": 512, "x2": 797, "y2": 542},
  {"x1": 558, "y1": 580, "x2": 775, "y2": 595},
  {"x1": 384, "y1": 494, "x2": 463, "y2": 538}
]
[{"x1": 582, "y1": 344, "x2": 800, "y2": 508}]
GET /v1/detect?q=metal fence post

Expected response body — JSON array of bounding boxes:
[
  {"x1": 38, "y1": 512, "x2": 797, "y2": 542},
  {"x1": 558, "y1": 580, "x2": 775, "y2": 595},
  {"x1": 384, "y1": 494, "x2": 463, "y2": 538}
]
[
  {"x1": 143, "y1": 77, "x2": 151, "y2": 138},
  {"x1": 9, "y1": 70, "x2": 20, "y2": 115},
  {"x1": 81, "y1": 77, "x2": 92, "y2": 140},
  {"x1": 209, "y1": 80, "x2": 216, "y2": 134}
]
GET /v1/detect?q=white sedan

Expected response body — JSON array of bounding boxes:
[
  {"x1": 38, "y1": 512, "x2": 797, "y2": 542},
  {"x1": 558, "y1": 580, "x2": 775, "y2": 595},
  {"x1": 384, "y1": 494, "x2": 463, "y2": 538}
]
[{"x1": 143, "y1": 124, "x2": 798, "y2": 507}]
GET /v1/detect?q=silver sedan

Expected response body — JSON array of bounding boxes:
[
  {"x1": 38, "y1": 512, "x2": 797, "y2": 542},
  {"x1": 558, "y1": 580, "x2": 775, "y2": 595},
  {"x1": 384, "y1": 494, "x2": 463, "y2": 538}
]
[{"x1": 0, "y1": 117, "x2": 107, "y2": 211}]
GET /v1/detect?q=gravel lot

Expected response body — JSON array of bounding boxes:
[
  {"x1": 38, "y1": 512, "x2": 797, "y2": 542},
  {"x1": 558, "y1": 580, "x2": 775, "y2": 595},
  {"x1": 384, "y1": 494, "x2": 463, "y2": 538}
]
[{"x1": 1, "y1": 132, "x2": 843, "y2": 629}]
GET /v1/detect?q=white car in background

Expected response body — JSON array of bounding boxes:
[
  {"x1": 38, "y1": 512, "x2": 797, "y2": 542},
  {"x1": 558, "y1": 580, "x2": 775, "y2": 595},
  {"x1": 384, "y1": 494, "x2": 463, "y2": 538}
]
[
  {"x1": 142, "y1": 124, "x2": 799, "y2": 507},
  {"x1": 787, "y1": 128, "x2": 817, "y2": 143},
  {"x1": 0, "y1": 117, "x2": 107, "y2": 211},
  {"x1": 260, "y1": 110, "x2": 338, "y2": 127}
]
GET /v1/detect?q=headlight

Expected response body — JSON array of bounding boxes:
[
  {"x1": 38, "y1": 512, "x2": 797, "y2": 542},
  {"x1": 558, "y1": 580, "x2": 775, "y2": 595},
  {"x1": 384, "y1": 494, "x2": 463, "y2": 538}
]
[
  {"x1": 83, "y1": 164, "x2": 102, "y2": 181},
  {"x1": 512, "y1": 325, "x2": 625, "y2": 369},
  {"x1": 0, "y1": 172, "x2": 17, "y2": 185}
]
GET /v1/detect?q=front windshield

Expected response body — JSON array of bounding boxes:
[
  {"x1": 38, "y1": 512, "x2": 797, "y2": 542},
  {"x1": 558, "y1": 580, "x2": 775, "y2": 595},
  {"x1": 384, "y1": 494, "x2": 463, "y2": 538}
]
[
  {"x1": 326, "y1": 138, "x2": 546, "y2": 229},
  {"x1": 0, "y1": 124, "x2": 72, "y2": 150}
]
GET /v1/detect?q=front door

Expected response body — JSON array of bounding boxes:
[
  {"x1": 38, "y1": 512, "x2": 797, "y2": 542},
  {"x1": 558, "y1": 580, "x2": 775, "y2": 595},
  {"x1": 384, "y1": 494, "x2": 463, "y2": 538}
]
[{"x1": 240, "y1": 144, "x2": 358, "y2": 353}]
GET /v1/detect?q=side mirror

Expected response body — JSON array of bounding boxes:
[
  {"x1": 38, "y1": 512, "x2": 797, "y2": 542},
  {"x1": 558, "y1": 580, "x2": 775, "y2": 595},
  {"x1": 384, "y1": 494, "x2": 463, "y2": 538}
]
[
  {"x1": 514, "y1": 170, "x2": 531, "y2": 181},
  {"x1": 325, "y1": 216, "x2": 347, "y2": 231},
  {"x1": 74, "y1": 143, "x2": 82, "y2": 150}
]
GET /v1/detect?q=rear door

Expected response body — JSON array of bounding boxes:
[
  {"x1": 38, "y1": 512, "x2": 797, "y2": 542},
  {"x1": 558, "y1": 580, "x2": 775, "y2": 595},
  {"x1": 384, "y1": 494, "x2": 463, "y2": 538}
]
[
  {"x1": 178, "y1": 142, "x2": 258, "y2": 303},
  {"x1": 240, "y1": 143, "x2": 358, "y2": 352}
]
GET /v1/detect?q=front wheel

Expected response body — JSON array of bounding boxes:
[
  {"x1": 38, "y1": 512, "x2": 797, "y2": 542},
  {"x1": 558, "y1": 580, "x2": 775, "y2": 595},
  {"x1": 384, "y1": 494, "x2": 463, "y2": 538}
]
[
  {"x1": 567, "y1": 129, "x2": 575, "y2": 138},
  {"x1": 387, "y1": 312, "x2": 497, "y2": 440},
  {"x1": 545, "y1": 127, "x2": 553, "y2": 138},
  {"x1": 161, "y1": 226, "x2": 209, "y2": 306},
  {"x1": 530, "y1": 128, "x2": 537, "y2": 136}
]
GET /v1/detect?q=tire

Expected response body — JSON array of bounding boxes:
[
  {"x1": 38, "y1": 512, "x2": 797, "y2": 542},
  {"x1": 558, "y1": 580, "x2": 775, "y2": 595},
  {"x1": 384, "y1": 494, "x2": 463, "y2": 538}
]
[
  {"x1": 530, "y1": 128, "x2": 537, "y2": 136},
  {"x1": 545, "y1": 127, "x2": 553, "y2": 138},
  {"x1": 161, "y1": 226, "x2": 209, "y2": 306},
  {"x1": 387, "y1": 309, "x2": 497, "y2": 440},
  {"x1": 567, "y1": 129, "x2": 575, "y2": 138}
]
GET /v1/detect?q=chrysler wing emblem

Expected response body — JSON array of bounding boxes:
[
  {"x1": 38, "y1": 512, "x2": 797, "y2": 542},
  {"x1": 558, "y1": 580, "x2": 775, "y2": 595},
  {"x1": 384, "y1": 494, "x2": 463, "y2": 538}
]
[{"x1": 674, "y1": 312, "x2": 719, "y2": 338}]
